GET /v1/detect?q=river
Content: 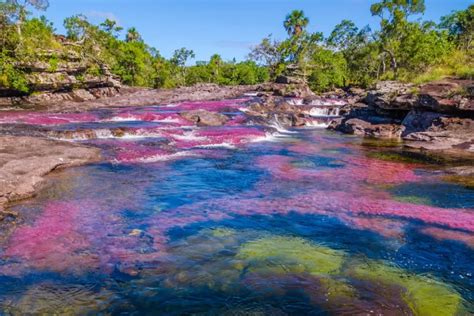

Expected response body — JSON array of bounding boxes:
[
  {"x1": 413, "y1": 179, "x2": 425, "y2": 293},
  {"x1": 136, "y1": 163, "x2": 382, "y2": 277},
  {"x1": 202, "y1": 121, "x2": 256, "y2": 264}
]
[{"x1": 0, "y1": 98, "x2": 472, "y2": 315}]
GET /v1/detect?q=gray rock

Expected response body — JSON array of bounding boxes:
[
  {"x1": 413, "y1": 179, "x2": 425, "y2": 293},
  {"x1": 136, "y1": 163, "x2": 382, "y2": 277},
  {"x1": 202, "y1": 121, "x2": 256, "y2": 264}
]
[{"x1": 181, "y1": 110, "x2": 229, "y2": 126}]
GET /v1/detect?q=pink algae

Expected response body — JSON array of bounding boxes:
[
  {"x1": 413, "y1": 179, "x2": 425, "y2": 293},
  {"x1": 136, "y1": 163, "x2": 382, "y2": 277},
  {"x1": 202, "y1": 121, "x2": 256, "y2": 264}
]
[
  {"x1": 110, "y1": 111, "x2": 193, "y2": 126},
  {"x1": 2, "y1": 201, "x2": 98, "y2": 273},
  {"x1": 256, "y1": 153, "x2": 420, "y2": 186},
  {"x1": 421, "y1": 227, "x2": 474, "y2": 249},
  {"x1": 0, "y1": 111, "x2": 99, "y2": 125}
]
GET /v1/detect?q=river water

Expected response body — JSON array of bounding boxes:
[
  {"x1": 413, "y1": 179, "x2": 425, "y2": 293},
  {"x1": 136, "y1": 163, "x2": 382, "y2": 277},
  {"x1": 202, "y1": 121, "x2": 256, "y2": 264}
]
[{"x1": 0, "y1": 99, "x2": 473, "y2": 315}]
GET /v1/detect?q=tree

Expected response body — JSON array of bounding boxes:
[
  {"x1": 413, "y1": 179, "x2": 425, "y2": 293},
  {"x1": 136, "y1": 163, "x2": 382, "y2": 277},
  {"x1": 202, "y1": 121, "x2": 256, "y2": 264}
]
[
  {"x1": 169, "y1": 47, "x2": 195, "y2": 86},
  {"x1": 327, "y1": 20, "x2": 360, "y2": 51},
  {"x1": 209, "y1": 53, "x2": 223, "y2": 81},
  {"x1": 284, "y1": 10, "x2": 309, "y2": 36},
  {"x1": 327, "y1": 20, "x2": 378, "y2": 86},
  {"x1": 3, "y1": 0, "x2": 49, "y2": 44},
  {"x1": 370, "y1": 0, "x2": 426, "y2": 78},
  {"x1": 100, "y1": 18, "x2": 123, "y2": 38},
  {"x1": 440, "y1": 4, "x2": 474, "y2": 51},
  {"x1": 170, "y1": 47, "x2": 195, "y2": 66},
  {"x1": 248, "y1": 35, "x2": 285, "y2": 79},
  {"x1": 308, "y1": 48, "x2": 347, "y2": 92},
  {"x1": 125, "y1": 27, "x2": 142, "y2": 43}
]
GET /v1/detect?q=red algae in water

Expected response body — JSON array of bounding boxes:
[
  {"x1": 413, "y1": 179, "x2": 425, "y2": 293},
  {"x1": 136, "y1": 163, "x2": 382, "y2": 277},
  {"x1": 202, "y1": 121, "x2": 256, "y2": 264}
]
[
  {"x1": 3, "y1": 201, "x2": 97, "y2": 274},
  {"x1": 0, "y1": 111, "x2": 100, "y2": 125},
  {"x1": 421, "y1": 227, "x2": 474, "y2": 249}
]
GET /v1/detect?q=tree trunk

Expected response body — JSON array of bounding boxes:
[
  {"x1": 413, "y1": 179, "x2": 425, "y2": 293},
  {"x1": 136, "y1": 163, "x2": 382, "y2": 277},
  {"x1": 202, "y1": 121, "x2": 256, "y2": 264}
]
[{"x1": 384, "y1": 49, "x2": 398, "y2": 78}]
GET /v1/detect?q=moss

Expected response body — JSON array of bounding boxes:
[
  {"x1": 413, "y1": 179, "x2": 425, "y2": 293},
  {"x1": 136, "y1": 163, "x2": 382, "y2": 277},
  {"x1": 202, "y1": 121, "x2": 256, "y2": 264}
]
[
  {"x1": 350, "y1": 261, "x2": 464, "y2": 316},
  {"x1": 237, "y1": 236, "x2": 345, "y2": 276},
  {"x1": 47, "y1": 55, "x2": 59, "y2": 72},
  {"x1": 442, "y1": 175, "x2": 474, "y2": 190}
]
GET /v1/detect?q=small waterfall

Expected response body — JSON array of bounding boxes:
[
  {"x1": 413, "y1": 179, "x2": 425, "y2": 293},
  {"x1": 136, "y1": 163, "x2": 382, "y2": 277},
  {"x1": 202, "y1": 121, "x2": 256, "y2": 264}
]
[{"x1": 309, "y1": 106, "x2": 341, "y2": 117}]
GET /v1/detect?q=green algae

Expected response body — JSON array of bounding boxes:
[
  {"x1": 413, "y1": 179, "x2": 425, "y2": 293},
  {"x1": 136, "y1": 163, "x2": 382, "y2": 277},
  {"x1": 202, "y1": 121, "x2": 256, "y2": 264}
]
[
  {"x1": 318, "y1": 277, "x2": 357, "y2": 301},
  {"x1": 393, "y1": 195, "x2": 433, "y2": 205},
  {"x1": 362, "y1": 138, "x2": 403, "y2": 148},
  {"x1": 7, "y1": 283, "x2": 112, "y2": 316},
  {"x1": 367, "y1": 151, "x2": 427, "y2": 164},
  {"x1": 210, "y1": 227, "x2": 237, "y2": 238},
  {"x1": 237, "y1": 236, "x2": 345, "y2": 276},
  {"x1": 350, "y1": 261, "x2": 464, "y2": 316}
]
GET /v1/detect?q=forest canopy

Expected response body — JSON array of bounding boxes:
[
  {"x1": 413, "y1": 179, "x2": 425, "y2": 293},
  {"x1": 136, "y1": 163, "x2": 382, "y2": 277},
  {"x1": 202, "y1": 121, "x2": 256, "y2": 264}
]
[{"x1": 0, "y1": 0, "x2": 472, "y2": 94}]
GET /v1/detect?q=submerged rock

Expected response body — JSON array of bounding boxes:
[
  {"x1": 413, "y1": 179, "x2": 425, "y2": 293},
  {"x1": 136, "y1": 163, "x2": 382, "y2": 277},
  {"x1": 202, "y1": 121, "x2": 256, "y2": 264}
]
[{"x1": 181, "y1": 109, "x2": 229, "y2": 126}]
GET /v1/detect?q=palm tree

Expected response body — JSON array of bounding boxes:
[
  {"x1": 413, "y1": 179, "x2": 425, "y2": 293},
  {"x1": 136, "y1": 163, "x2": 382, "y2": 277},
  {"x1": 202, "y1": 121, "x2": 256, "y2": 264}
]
[
  {"x1": 126, "y1": 27, "x2": 141, "y2": 42},
  {"x1": 284, "y1": 10, "x2": 309, "y2": 36}
]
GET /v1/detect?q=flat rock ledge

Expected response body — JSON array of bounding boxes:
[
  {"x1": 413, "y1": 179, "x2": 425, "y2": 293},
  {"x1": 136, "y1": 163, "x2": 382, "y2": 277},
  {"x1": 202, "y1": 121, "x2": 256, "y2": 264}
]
[{"x1": 0, "y1": 136, "x2": 101, "y2": 220}]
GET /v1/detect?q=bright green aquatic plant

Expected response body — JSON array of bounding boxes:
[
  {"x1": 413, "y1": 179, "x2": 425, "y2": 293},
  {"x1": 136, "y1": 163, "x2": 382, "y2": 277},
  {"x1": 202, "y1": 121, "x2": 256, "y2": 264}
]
[
  {"x1": 210, "y1": 227, "x2": 237, "y2": 238},
  {"x1": 367, "y1": 151, "x2": 427, "y2": 164},
  {"x1": 350, "y1": 261, "x2": 464, "y2": 316},
  {"x1": 237, "y1": 236, "x2": 345, "y2": 275},
  {"x1": 362, "y1": 138, "x2": 403, "y2": 148},
  {"x1": 392, "y1": 195, "x2": 433, "y2": 206}
]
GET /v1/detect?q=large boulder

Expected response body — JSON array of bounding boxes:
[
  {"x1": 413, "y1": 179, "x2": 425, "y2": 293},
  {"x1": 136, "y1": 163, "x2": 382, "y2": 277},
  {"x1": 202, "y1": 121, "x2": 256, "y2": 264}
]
[
  {"x1": 417, "y1": 79, "x2": 474, "y2": 114},
  {"x1": 403, "y1": 117, "x2": 474, "y2": 152},
  {"x1": 364, "y1": 81, "x2": 415, "y2": 112},
  {"x1": 181, "y1": 110, "x2": 229, "y2": 126},
  {"x1": 401, "y1": 109, "x2": 444, "y2": 135},
  {"x1": 329, "y1": 118, "x2": 405, "y2": 138},
  {"x1": 0, "y1": 136, "x2": 101, "y2": 218}
]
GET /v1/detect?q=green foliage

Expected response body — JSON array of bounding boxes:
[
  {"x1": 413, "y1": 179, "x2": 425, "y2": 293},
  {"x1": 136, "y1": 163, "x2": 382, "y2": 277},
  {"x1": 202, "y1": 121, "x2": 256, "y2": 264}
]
[
  {"x1": 0, "y1": 53, "x2": 29, "y2": 93},
  {"x1": 308, "y1": 48, "x2": 347, "y2": 92},
  {"x1": 0, "y1": 0, "x2": 471, "y2": 95},
  {"x1": 284, "y1": 10, "x2": 309, "y2": 36},
  {"x1": 439, "y1": 4, "x2": 474, "y2": 50}
]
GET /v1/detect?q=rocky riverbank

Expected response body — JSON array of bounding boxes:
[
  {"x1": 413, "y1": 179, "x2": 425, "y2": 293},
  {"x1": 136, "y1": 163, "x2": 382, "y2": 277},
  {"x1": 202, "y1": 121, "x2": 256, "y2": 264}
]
[
  {"x1": 0, "y1": 137, "x2": 101, "y2": 225},
  {"x1": 328, "y1": 79, "x2": 474, "y2": 155}
]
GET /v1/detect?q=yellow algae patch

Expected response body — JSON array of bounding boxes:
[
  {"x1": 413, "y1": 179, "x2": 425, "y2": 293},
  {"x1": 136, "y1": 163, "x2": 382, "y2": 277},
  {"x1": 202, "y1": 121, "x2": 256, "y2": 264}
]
[
  {"x1": 393, "y1": 195, "x2": 433, "y2": 205},
  {"x1": 318, "y1": 277, "x2": 357, "y2": 301},
  {"x1": 350, "y1": 261, "x2": 463, "y2": 316},
  {"x1": 442, "y1": 175, "x2": 474, "y2": 190},
  {"x1": 7, "y1": 283, "x2": 111, "y2": 316},
  {"x1": 237, "y1": 236, "x2": 345, "y2": 275},
  {"x1": 210, "y1": 227, "x2": 237, "y2": 238}
]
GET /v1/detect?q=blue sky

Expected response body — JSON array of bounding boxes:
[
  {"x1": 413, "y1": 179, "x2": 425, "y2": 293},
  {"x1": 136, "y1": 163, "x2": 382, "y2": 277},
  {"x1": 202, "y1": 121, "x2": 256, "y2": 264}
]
[{"x1": 34, "y1": 0, "x2": 471, "y2": 63}]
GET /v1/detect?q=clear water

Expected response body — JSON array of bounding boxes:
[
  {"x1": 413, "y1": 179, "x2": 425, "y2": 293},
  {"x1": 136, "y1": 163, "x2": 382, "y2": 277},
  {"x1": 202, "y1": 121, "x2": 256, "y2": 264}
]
[{"x1": 0, "y1": 100, "x2": 473, "y2": 315}]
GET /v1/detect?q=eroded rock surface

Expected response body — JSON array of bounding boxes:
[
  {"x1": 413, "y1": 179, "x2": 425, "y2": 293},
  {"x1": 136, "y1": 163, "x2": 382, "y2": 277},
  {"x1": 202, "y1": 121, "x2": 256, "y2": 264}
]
[
  {"x1": 331, "y1": 78, "x2": 474, "y2": 155},
  {"x1": 0, "y1": 136, "x2": 101, "y2": 217}
]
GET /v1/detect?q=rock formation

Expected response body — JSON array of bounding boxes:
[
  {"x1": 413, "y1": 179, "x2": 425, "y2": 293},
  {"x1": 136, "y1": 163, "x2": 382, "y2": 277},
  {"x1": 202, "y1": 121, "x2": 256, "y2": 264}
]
[{"x1": 329, "y1": 79, "x2": 474, "y2": 154}]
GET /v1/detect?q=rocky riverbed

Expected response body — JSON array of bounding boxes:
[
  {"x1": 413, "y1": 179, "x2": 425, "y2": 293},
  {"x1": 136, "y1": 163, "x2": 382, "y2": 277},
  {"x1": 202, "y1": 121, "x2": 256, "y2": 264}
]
[
  {"x1": 0, "y1": 81, "x2": 473, "y2": 314},
  {"x1": 0, "y1": 79, "x2": 473, "y2": 223}
]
